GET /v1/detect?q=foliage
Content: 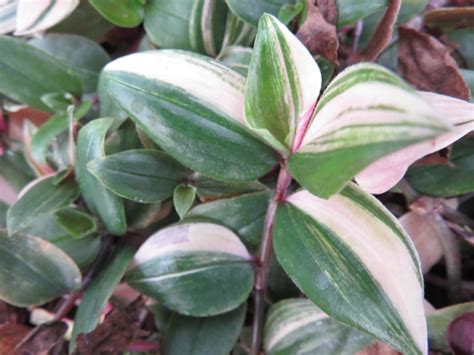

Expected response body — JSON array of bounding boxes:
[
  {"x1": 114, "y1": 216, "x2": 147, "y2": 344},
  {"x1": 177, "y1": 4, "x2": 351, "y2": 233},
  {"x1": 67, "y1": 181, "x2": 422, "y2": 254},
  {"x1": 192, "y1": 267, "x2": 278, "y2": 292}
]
[{"x1": 0, "y1": 1, "x2": 473, "y2": 354}]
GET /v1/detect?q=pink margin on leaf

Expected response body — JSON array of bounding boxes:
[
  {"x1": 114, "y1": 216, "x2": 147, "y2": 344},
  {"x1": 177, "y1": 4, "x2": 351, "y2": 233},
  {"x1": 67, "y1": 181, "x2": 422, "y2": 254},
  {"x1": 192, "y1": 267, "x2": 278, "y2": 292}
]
[
  {"x1": 355, "y1": 92, "x2": 474, "y2": 194},
  {"x1": 292, "y1": 103, "x2": 317, "y2": 153}
]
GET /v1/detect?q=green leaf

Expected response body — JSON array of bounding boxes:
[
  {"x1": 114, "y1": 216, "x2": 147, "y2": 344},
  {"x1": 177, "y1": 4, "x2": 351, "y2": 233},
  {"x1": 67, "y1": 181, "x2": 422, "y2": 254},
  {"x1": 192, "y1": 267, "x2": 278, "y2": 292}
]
[
  {"x1": 105, "y1": 119, "x2": 143, "y2": 155},
  {"x1": 0, "y1": 201, "x2": 8, "y2": 227},
  {"x1": 14, "y1": 0, "x2": 79, "y2": 35},
  {"x1": 40, "y1": 92, "x2": 75, "y2": 112},
  {"x1": 173, "y1": 184, "x2": 197, "y2": 219},
  {"x1": 144, "y1": 0, "x2": 228, "y2": 56},
  {"x1": 7, "y1": 174, "x2": 80, "y2": 236},
  {"x1": 163, "y1": 303, "x2": 247, "y2": 355},
  {"x1": 29, "y1": 33, "x2": 110, "y2": 92},
  {"x1": 226, "y1": 0, "x2": 295, "y2": 27},
  {"x1": 0, "y1": 148, "x2": 35, "y2": 192},
  {"x1": 88, "y1": 149, "x2": 189, "y2": 203},
  {"x1": 406, "y1": 137, "x2": 474, "y2": 197},
  {"x1": 144, "y1": 0, "x2": 193, "y2": 50},
  {"x1": 50, "y1": 0, "x2": 113, "y2": 41},
  {"x1": 447, "y1": 28, "x2": 474, "y2": 69},
  {"x1": 278, "y1": 0, "x2": 305, "y2": 25},
  {"x1": 0, "y1": 230, "x2": 81, "y2": 307},
  {"x1": 219, "y1": 46, "x2": 253, "y2": 76},
  {"x1": 70, "y1": 242, "x2": 135, "y2": 352},
  {"x1": 20, "y1": 211, "x2": 101, "y2": 269},
  {"x1": 427, "y1": 302, "x2": 474, "y2": 352},
  {"x1": 188, "y1": 191, "x2": 271, "y2": 249},
  {"x1": 55, "y1": 208, "x2": 97, "y2": 239},
  {"x1": 289, "y1": 62, "x2": 450, "y2": 198},
  {"x1": 31, "y1": 100, "x2": 92, "y2": 164},
  {"x1": 0, "y1": 35, "x2": 82, "y2": 111},
  {"x1": 102, "y1": 50, "x2": 278, "y2": 182},
  {"x1": 273, "y1": 184, "x2": 426, "y2": 354},
  {"x1": 336, "y1": 0, "x2": 388, "y2": 27},
  {"x1": 90, "y1": 0, "x2": 145, "y2": 27},
  {"x1": 245, "y1": 14, "x2": 321, "y2": 151},
  {"x1": 76, "y1": 118, "x2": 127, "y2": 235},
  {"x1": 191, "y1": 173, "x2": 268, "y2": 201},
  {"x1": 460, "y1": 69, "x2": 474, "y2": 101},
  {"x1": 264, "y1": 299, "x2": 375, "y2": 354},
  {"x1": 126, "y1": 222, "x2": 254, "y2": 316}
]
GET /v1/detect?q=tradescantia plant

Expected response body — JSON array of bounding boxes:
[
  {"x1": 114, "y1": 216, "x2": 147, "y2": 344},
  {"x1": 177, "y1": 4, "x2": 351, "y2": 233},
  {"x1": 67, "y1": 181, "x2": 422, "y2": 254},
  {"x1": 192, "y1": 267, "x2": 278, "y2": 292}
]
[{"x1": 0, "y1": 1, "x2": 474, "y2": 355}]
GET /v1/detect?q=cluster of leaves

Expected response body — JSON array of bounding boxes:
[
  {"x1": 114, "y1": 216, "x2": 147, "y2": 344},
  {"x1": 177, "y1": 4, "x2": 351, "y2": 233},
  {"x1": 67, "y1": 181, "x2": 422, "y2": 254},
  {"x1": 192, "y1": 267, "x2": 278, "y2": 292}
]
[{"x1": 0, "y1": 0, "x2": 473, "y2": 354}]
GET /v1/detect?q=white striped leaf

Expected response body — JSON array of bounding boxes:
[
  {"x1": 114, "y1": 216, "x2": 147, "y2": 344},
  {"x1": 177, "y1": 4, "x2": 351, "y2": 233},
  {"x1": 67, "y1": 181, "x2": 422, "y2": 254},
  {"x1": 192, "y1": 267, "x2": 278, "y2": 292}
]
[
  {"x1": 289, "y1": 63, "x2": 451, "y2": 198},
  {"x1": 245, "y1": 14, "x2": 321, "y2": 152},
  {"x1": 273, "y1": 183, "x2": 427, "y2": 354},
  {"x1": 125, "y1": 222, "x2": 254, "y2": 316},
  {"x1": 101, "y1": 50, "x2": 278, "y2": 182},
  {"x1": 76, "y1": 118, "x2": 126, "y2": 235},
  {"x1": 0, "y1": 0, "x2": 17, "y2": 34},
  {"x1": 356, "y1": 92, "x2": 474, "y2": 194},
  {"x1": 264, "y1": 299, "x2": 375, "y2": 355},
  {"x1": 15, "y1": 0, "x2": 79, "y2": 35}
]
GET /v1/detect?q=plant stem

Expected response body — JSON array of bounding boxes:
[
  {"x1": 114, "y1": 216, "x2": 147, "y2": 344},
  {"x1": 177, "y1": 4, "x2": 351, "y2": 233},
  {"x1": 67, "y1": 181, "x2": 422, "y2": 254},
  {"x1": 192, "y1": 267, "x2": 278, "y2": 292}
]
[
  {"x1": 250, "y1": 164, "x2": 292, "y2": 355},
  {"x1": 429, "y1": 213, "x2": 463, "y2": 303}
]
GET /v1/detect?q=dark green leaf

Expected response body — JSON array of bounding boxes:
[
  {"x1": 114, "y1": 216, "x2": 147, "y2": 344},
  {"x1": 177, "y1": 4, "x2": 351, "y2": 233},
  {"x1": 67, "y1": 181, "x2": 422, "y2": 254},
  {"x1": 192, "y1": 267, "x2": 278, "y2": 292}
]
[
  {"x1": 105, "y1": 119, "x2": 143, "y2": 155},
  {"x1": 447, "y1": 28, "x2": 474, "y2": 69},
  {"x1": 460, "y1": 69, "x2": 474, "y2": 101},
  {"x1": 336, "y1": 0, "x2": 388, "y2": 27},
  {"x1": 0, "y1": 201, "x2": 8, "y2": 227},
  {"x1": 0, "y1": 148, "x2": 35, "y2": 191},
  {"x1": 70, "y1": 242, "x2": 135, "y2": 352},
  {"x1": 29, "y1": 33, "x2": 110, "y2": 92},
  {"x1": 0, "y1": 35, "x2": 82, "y2": 111},
  {"x1": 0, "y1": 230, "x2": 81, "y2": 307},
  {"x1": 90, "y1": 0, "x2": 145, "y2": 28},
  {"x1": 7, "y1": 174, "x2": 80, "y2": 236},
  {"x1": 50, "y1": 1, "x2": 113, "y2": 41},
  {"x1": 76, "y1": 118, "x2": 127, "y2": 235},
  {"x1": 21, "y1": 211, "x2": 101, "y2": 269},
  {"x1": 31, "y1": 100, "x2": 92, "y2": 164},
  {"x1": 191, "y1": 173, "x2": 268, "y2": 202},
  {"x1": 88, "y1": 149, "x2": 189, "y2": 203},
  {"x1": 173, "y1": 184, "x2": 197, "y2": 219},
  {"x1": 188, "y1": 191, "x2": 271, "y2": 249},
  {"x1": 55, "y1": 208, "x2": 97, "y2": 239},
  {"x1": 407, "y1": 137, "x2": 474, "y2": 197},
  {"x1": 163, "y1": 303, "x2": 246, "y2": 355},
  {"x1": 126, "y1": 222, "x2": 254, "y2": 316},
  {"x1": 226, "y1": 0, "x2": 295, "y2": 27}
]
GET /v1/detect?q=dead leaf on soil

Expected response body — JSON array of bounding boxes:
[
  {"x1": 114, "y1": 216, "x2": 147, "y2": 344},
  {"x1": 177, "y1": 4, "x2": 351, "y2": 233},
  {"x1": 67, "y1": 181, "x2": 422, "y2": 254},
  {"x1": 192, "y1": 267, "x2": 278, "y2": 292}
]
[
  {"x1": 398, "y1": 26, "x2": 471, "y2": 101},
  {"x1": 297, "y1": 0, "x2": 339, "y2": 64}
]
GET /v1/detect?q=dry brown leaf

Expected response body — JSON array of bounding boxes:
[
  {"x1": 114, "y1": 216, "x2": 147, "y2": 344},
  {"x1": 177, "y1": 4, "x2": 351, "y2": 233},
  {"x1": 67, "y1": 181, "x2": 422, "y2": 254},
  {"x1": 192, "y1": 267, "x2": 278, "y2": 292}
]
[
  {"x1": 0, "y1": 323, "x2": 31, "y2": 355},
  {"x1": 359, "y1": 0, "x2": 401, "y2": 61},
  {"x1": 398, "y1": 26, "x2": 471, "y2": 100},
  {"x1": 74, "y1": 300, "x2": 148, "y2": 354},
  {"x1": 15, "y1": 321, "x2": 68, "y2": 355},
  {"x1": 400, "y1": 211, "x2": 444, "y2": 273},
  {"x1": 296, "y1": 0, "x2": 339, "y2": 64}
]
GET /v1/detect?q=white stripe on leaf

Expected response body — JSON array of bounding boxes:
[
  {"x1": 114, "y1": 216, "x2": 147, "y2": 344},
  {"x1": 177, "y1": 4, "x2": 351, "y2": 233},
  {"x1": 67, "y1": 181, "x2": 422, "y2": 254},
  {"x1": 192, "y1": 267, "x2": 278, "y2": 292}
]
[
  {"x1": 356, "y1": 92, "x2": 474, "y2": 194},
  {"x1": 104, "y1": 50, "x2": 247, "y2": 126}
]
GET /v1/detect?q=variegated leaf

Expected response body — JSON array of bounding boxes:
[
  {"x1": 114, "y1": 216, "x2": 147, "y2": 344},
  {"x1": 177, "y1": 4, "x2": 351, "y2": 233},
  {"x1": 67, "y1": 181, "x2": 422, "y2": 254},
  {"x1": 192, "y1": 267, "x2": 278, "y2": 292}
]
[
  {"x1": 125, "y1": 222, "x2": 254, "y2": 316},
  {"x1": 101, "y1": 50, "x2": 278, "y2": 182},
  {"x1": 356, "y1": 92, "x2": 474, "y2": 194},
  {"x1": 289, "y1": 63, "x2": 451, "y2": 198},
  {"x1": 264, "y1": 299, "x2": 375, "y2": 355},
  {"x1": 0, "y1": 0, "x2": 17, "y2": 34},
  {"x1": 245, "y1": 14, "x2": 321, "y2": 152},
  {"x1": 15, "y1": 0, "x2": 79, "y2": 35},
  {"x1": 273, "y1": 183, "x2": 427, "y2": 354}
]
